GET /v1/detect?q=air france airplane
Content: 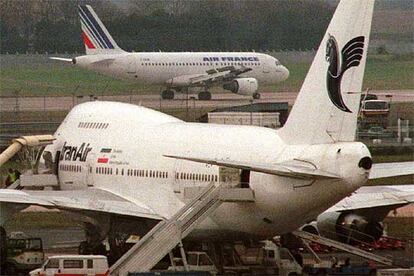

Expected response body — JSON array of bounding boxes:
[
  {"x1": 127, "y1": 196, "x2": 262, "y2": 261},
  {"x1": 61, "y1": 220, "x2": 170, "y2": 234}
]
[
  {"x1": 51, "y1": 5, "x2": 289, "y2": 100},
  {"x1": 2, "y1": 0, "x2": 413, "y2": 263}
]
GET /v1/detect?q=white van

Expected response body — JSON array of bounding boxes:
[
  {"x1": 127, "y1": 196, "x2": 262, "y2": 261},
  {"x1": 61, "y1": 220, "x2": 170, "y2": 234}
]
[{"x1": 29, "y1": 255, "x2": 108, "y2": 276}]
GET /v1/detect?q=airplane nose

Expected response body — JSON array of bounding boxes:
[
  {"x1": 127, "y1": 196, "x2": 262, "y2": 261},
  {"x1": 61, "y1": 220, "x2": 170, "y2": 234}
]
[{"x1": 279, "y1": 65, "x2": 289, "y2": 81}]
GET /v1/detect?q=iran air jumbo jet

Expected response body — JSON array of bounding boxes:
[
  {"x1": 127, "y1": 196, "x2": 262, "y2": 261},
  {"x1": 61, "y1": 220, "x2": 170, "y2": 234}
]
[
  {"x1": 51, "y1": 5, "x2": 289, "y2": 100},
  {"x1": 1, "y1": 0, "x2": 414, "y2": 262}
]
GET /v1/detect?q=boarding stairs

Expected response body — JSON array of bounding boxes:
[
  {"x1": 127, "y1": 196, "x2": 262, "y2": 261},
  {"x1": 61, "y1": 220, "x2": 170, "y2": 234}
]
[
  {"x1": 110, "y1": 182, "x2": 254, "y2": 276},
  {"x1": 292, "y1": 230, "x2": 393, "y2": 266}
]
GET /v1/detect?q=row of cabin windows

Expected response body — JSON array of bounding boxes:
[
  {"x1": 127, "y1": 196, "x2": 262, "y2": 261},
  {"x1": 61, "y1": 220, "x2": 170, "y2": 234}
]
[
  {"x1": 176, "y1": 172, "x2": 218, "y2": 182},
  {"x1": 141, "y1": 62, "x2": 260, "y2": 67},
  {"x1": 95, "y1": 166, "x2": 168, "y2": 179},
  {"x1": 78, "y1": 122, "x2": 109, "y2": 129},
  {"x1": 60, "y1": 164, "x2": 82, "y2": 172},
  {"x1": 127, "y1": 169, "x2": 168, "y2": 179},
  {"x1": 96, "y1": 167, "x2": 113, "y2": 175},
  {"x1": 63, "y1": 165, "x2": 218, "y2": 182}
]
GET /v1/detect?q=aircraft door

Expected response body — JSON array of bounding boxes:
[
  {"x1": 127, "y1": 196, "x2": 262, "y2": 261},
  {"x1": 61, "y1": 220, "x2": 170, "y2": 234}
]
[
  {"x1": 219, "y1": 166, "x2": 240, "y2": 187},
  {"x1": 173, "y1": 160, "x2": 183, "y2": 194},
  {"x1": 126, "y1": 57, "x2": 140, "y2": 80},
  {"x1": 84, "y1": 153, "x2": 95, "y2": 187}
]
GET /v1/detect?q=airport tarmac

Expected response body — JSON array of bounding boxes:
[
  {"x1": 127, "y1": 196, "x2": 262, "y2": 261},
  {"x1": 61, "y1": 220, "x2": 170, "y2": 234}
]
[
  {"x1": 0, "y1": 90, "x2": 412, "y2": 112},
  {"x1": 22, "y1": 226, "x2": 413, "y2": 269}
]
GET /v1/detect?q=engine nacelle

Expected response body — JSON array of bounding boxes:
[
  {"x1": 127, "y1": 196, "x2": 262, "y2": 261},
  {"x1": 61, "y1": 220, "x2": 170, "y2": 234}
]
[
  {"x1": 305, "y1": 212, "x2": 384, "y2": 244},
  {"x1": 223, "y1": 78, "x2": 258, "y2": 95}
]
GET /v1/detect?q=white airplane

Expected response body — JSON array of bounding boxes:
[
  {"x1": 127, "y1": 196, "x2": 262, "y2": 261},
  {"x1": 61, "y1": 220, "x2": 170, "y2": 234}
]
[
  {"x1": 302, "y1": 185, "x2": 414, "y2": 244},
  {"x1": 1, "y1": 0, "x2": 413, "y2": 262},
  {"x1": 51, "y1": 5, "x2": 289, "y2": 100}
]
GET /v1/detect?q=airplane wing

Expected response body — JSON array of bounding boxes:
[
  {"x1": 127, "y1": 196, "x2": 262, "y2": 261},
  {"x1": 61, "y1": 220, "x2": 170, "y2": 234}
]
[
  {"x1": 326, "y1": 185, "x2": 414, "y2": 213},
  {"x1": 0, "y1": 188, "x2": 163, "y2": 220},
  {"x1": 188, "y1": 66, "x2": 252, "y2": 86},
  {"x1": 164, "y1": 155, "x2": 341, "y2": 180},
  {"x1": 369, "y1": 161, "x2": 414, "y2": 179},
  {"x1": 91, "y1": 58, "x2": 116, "y2": 66},
  {"x1": 50, "y1": 57, "x2": 73, "y2": 62}
]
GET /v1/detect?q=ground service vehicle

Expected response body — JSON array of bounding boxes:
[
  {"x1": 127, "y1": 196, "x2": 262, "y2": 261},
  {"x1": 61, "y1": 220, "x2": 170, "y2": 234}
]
[
  {"x1": 168, "y1": 251, "x2": 218, "y2": 275},
  {"x1": 168, "y1": 242, "x2": 302, "y2": 276},
  {"x1": 224, "y1": 241, "x2": 302, "y2": 275},
  {"x1": 29, "y1": 255, "x2": 109, "y2": 276},
  {"x1": 5, "y1": 232, "x2": 44, "y2": 275}
]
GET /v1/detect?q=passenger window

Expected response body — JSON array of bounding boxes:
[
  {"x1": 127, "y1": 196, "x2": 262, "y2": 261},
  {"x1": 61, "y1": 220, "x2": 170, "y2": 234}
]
[
  {"x1": 63, "y1": 259, "x2": 83, "y2": 268},
  {"x1": 87, "y1": 259, "x2": 93, "y2": 269}
]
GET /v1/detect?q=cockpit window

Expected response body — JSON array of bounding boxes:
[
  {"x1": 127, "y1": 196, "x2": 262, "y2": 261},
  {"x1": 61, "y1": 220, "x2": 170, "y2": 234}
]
[{"x1": 275, "y1": 59, "x2": 281, "y2": 66}]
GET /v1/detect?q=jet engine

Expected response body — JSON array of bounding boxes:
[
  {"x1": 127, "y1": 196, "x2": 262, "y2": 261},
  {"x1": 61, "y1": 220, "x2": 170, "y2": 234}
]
[
  {"x1": 223, "y1": 78, "x2": 258, "y2": 96},
  {"x1": 303, "y1": 212, "x2": 384, "y2": 244}
]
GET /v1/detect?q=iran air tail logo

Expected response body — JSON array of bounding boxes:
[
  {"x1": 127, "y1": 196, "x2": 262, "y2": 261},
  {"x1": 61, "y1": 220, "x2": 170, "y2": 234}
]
[{"x1": 325, "y1": 35, "x2": 365, "y2": 113}]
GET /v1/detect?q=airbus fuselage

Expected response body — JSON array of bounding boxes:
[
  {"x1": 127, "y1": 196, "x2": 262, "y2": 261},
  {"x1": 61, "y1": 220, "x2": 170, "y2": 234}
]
[{"x1": 74, "y1": 52, "x2": 289, "y2": 87}]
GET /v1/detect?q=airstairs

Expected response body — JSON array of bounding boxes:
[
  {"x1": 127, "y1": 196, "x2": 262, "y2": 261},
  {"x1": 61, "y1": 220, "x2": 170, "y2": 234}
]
[
  {"x1": 293, "y1": 230, "x2": 393, "y2": 266},
  {"x1": 110, "y1": 182, "x2": 254, "y2": 276}
]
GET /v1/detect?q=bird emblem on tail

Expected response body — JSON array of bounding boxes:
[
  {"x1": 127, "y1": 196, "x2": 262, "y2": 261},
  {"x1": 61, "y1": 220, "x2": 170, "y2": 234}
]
[{"x1": 325, "y1": 35, "x2": 365, "y2": 113}]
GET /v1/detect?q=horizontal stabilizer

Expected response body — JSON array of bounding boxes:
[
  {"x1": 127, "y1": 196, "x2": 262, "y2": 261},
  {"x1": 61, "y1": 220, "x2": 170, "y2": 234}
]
[
  {"x1": 50, "y1": 57, "x2": 73, "y2": 62},
  {"x1": 164, "y1": 155, "x2": 340, "y2": 180},
  {"x1": 369, "y1": 161, "x2": 414, "y2": 179}
]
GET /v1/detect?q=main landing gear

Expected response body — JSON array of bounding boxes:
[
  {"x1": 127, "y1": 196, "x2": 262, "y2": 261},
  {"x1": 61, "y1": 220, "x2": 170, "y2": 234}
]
[
  {"x1": 161, "y1": 89, "x2": 212, "y2": 100},
  {"x1": 161, "y1": 89, "x2": 175, "y2": 100},
  {"x1": 253, "y1": 92, "x2": 261, "y2": 99},
  {"x1": 198, "y1": 91, "x2": 212, "y2": 100}
]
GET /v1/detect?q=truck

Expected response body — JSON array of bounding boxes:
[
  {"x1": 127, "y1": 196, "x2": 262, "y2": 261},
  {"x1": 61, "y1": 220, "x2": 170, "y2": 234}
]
[
  {"x1": 168, "y1": 251, "x2": 218, "y2": 275},
  {"x1": 168, "y1": 241, "x2": 302, "y2": 276},
  {"x1": 4, "y1": 232, "x2": 45, "y2": 275},
  {"x1": 224, "y1": 241, "x2": 302, "y2": 275}
]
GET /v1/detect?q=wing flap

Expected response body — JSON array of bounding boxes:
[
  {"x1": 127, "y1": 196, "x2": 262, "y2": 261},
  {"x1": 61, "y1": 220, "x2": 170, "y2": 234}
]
[
  {"x1": 164, "y1": 155, "x2": 340, "y2": 180},
  {"x1": 0, "y1": 188, "x2": 163, "y2": 220},
  {"x1": 369, "y1": 161, "x2": 414, "y2": 179}
]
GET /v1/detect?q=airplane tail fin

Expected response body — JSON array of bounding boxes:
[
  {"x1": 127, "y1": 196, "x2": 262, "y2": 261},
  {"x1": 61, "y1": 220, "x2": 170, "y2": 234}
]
[
  {"x1": 78, "y1": 5, "x2": 124, "y2": 55},
  {"x1": 279, "y1": 0, "x2": 374, "y2": 145}
]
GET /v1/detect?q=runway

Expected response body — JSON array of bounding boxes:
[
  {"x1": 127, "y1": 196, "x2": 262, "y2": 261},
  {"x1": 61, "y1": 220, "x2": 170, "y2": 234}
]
[{"x1": 0, "y1": 90, "x2": 412, "y2": 112}]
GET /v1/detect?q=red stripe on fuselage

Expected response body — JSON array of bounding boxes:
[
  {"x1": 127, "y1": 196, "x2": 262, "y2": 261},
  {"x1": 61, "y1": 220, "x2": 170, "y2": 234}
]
[
  {"x1": 82, "y1": 31, "x2": 95, "y2": 49},
  {"x1": 97, "y1": 157, "x2": 108, "y2": 163}
]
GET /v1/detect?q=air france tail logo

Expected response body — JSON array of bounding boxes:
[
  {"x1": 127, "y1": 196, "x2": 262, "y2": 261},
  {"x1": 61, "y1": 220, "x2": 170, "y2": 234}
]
[
  {"x1": 78, "y1": 5, "x2": 114, "y2": 50},
  {"x1": 325, "y1": 35, "x2": 365, "y2": 113}
]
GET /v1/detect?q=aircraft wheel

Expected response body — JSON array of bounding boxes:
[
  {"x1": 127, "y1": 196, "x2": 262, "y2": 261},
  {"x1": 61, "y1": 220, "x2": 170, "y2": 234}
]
[
  {"x1": 161, "y1": 90, "x2": 175, "y2": 100},
  {"x1": 252, "y1": 93, "x2": 261, "y2": 99},
  {"x1": 198, "y1": 91, "x2": 212, "y2": 100}
]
